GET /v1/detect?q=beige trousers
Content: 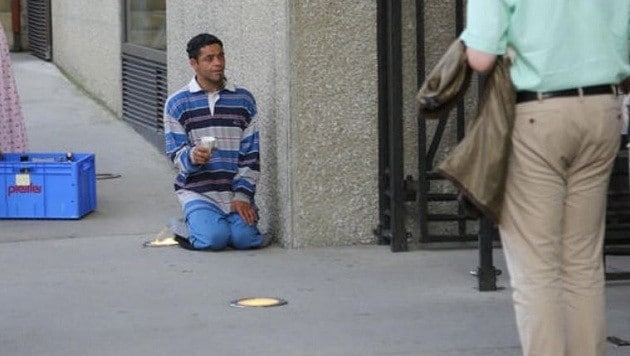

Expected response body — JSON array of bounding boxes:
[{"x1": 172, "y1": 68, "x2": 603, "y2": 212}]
[{"x1": 499, "y1": 94, "x2": 621, "y2": 356}]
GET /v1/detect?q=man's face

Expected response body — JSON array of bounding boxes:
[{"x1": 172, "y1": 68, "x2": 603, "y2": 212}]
[{"x1": 190, "y1": 43, "x2": 226, "y2": 91}]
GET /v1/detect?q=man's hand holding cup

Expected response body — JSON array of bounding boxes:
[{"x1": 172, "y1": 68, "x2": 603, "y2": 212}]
[{"x1": 192, "y1": 136, "x2": 216, "y2": 165}]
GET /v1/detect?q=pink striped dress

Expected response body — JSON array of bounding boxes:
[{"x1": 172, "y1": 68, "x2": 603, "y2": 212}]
[{"x1": 0, "y1": 24, "x2": 27, "y2": 153}]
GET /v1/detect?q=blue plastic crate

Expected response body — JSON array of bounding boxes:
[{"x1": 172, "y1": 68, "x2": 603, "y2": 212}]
[{"x1": 0, "y1": 152, "x2": 97, "y2": 219}]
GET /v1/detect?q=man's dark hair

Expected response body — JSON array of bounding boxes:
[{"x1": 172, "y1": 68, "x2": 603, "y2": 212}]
[{"x1": 186, "y1": 33, "x2": 223, "y2": 60}]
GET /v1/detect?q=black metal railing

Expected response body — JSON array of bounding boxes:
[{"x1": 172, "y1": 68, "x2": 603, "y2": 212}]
[{"x1": 376, "y1": 0, "x2": 500, "y2": 291}]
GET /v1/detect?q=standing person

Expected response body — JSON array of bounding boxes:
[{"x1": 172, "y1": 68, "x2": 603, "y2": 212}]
[
  {"x1": 0, "y1": 22, "x2": 27, "y2": 153},
  {"x1": 461, "y1": 1, "x2": 630, "y2": 355},
  {"x1": 164, "y1": 33, "x2": 266, "y2": 251}
]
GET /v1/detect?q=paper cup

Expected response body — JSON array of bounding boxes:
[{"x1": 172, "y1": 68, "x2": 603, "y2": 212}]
[{"x1": 200, "y1": 136, "x2": 216, "y2": 150}]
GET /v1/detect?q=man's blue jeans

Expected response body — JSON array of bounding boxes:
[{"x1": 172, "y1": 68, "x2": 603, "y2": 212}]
[{"x1": 186, "y1": 205, "x2": 262, "y2": 251}]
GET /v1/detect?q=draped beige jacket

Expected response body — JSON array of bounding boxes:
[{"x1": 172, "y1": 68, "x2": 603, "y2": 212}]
[{"x1": 417, "y1": 40, "x2": 516, "y2": 224}]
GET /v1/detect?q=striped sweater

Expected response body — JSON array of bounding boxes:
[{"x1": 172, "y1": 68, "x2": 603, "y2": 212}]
[{"x1": 164, "y1": 77, "x2": 260, "y2": 215}]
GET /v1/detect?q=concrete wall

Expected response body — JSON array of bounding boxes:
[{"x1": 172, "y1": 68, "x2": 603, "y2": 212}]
[
  {"x1": 290, "y1": 0, "x2": 378, "y2": 246},
  {"x1": 50, "y1": 1, "x2": 122, "y2": 116}
]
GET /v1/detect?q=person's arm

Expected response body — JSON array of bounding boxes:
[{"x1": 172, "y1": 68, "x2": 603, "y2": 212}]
[
  {"x1": 231, "y1": 95, "x2": 260, "y2": 225},
  {"x1": 460, "y1": 0, "x2": 508, "y2": 73},
  {"x1": 465, "y1": 47, "x2": 497, "y2": 74},
  {"x1": 164, "y1": 97, "x2": 203, "y2": 174},
  {"x1": 232, "y1": 118, "x2": 260, "y2": 201}
]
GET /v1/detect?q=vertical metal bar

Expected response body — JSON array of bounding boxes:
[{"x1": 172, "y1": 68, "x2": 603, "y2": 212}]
[
  {"x1": 477, "y1": 217, "x2": 498, "y2": 291},
  {"x1": 415, "y1": 0, "x2": 426, "y2": 100},
  {"x1": 386, "y1": 0, "x2": 407, "y2": 252},
  {"x1": 416, "y1": 0, "x2": 426, "y2": 98},
  {"x1": 416, "y1": 0, "x2": 429, "y2": 244},
  {"x1": 455, "y1": 0, "x2": 467, "y2": 239},
  {"x1": 425, "y1": 119, "x2": 447, "y2": 171},
  {"x1": 455, "y1": 0, "x2": 465, "y2": 39},
  {"x1": 376, "y1": 0, "x2": 392, "y2": 245},
  {"x1": 417, "y1": 117, "x2": 429, "y2": 244}
]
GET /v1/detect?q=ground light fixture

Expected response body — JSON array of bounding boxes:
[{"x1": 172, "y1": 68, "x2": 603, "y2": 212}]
[{"x1": 230, "y1": 297, "x2": 288, "y2": 308}]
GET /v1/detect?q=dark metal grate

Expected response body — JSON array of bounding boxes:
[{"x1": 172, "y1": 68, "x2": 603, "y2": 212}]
[
  {"x1": 27, "y1": 0, "x2": 51, "y2": 61},
  {"x1": 122, "y1": 49, "x2": 167, "y2": 149}
]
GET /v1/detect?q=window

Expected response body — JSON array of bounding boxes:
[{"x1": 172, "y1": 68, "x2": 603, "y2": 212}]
[
  {"x1": 121, "y1": 0, "x2": 167, "y2": 150},
  {"x1": 125, "y1": 0, "x2": 166, "y2": 50}
]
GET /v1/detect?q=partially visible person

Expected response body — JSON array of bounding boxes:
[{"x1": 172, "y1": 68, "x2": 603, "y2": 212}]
[
  {"x1": 0, "y1": 22, "x2": 27, "y2": 153},
  {"x1": 163, "y1": 33, "x2": 266, "y2": 251},
  {"x1": 461, "y1": 1, "x2": 630, "y2": 355}
]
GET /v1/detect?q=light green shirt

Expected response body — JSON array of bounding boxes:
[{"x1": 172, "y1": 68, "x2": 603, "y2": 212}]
[{"x1": 460, "y1": 0, "x2": 630, "y2": 91}]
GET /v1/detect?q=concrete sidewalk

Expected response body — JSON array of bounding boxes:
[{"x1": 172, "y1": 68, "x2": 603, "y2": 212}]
[
  {"x1": 1, "y1": 53, "x2": 629, "y2": 356},
  {"x1": 3, "y1": 53, "x2": 181, "y2": 243}
]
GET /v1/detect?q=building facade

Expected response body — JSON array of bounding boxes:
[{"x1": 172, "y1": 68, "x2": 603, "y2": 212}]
[{"x1": 13, "y1": 0, "x2": 462, "y2": 248}]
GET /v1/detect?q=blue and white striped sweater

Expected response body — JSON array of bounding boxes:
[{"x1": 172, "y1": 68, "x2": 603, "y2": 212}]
[{"x1": 164, "y1": 78, "x2": 260, "y2": 215}]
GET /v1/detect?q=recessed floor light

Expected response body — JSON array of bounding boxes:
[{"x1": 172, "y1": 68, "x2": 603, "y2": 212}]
[{"x1": 230, "y1": 297, "x2": 288, "y2": 308}]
